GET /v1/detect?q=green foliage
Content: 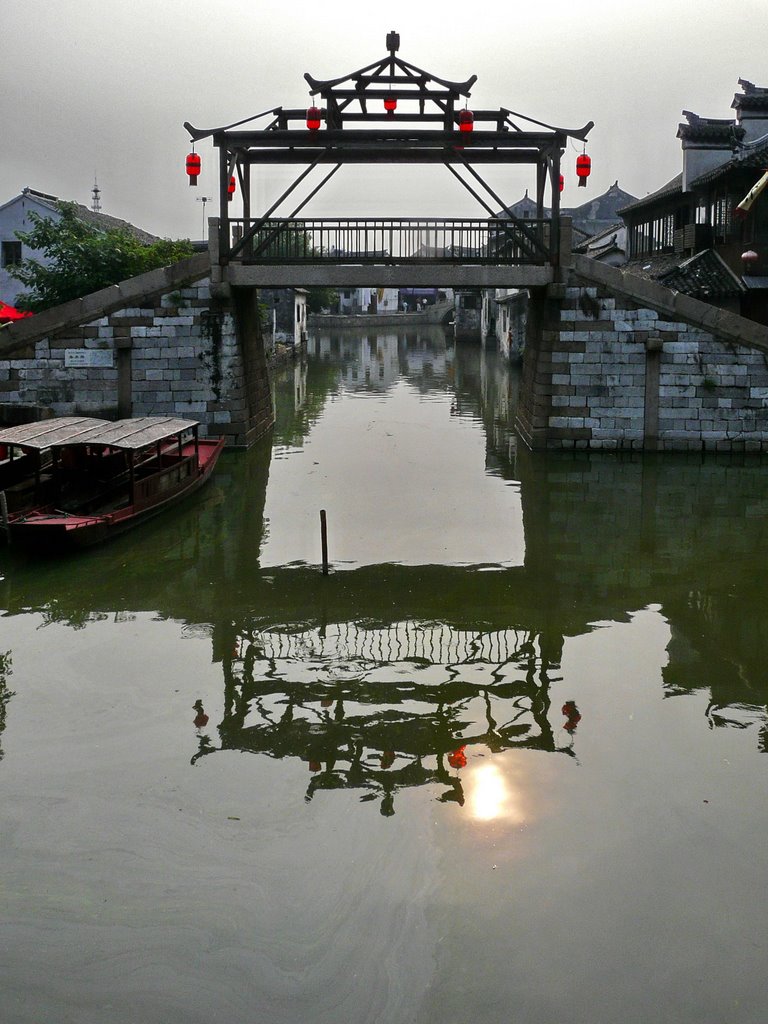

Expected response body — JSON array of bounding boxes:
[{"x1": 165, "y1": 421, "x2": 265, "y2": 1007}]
[
  {"x1": 0, "y1": 650, "x2": 14, "y2": 762},
  {"x1": 306, "y1": 286, "x2": 338, "y2": 313},
  {"x1": 10, "y1": 203, "x2": 194, "y2": 311}
]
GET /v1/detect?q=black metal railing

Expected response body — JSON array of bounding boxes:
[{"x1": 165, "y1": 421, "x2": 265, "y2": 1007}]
[{"x1": 226, "y1": 217, "x2": 551, "y2": 265}]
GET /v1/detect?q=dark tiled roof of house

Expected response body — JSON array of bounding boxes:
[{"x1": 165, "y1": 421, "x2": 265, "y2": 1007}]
[
  {"x1": 573, "y1": 222, "x2": 622, "y2": 252},
  {"x1": 690, "y1": 137, "x2": 768, "y2": 188},
  {"x1": 676, "y1": 111, "x2": 744, "y2": 146},
  {"x1": 732, "y1": 79, "x2": 768, "y2": 112},
  {"x1": 618, "y1": 173, "x2": 683, "y2": 216},
  {"x1": 656, "y1": 249, "x2": 745, "y2": 299},
  {"x1": 72, "y1": 204, "x2": 159, "y2": 243},
  {"x1": 624, "y1": 253, "x2": 683, "y2": 280},
  {"x1": 565, "y1": 181, "x2": 638, "y2": 233},
  {"x1": 493, "y1": 182, "x2": 638, "y2": 241},
  {"x1": 19, "y1": 187, "x2": 159, "y2": 244}
]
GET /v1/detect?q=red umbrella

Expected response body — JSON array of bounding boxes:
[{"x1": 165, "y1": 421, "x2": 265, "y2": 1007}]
[{"x1": 0, "y1": 302, "x2": 33, "y2": 324}]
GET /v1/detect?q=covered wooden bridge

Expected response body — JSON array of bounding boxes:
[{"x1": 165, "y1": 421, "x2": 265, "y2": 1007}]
[{"x1": 183, "y1": 31, "x2": 594, "y2": 287}]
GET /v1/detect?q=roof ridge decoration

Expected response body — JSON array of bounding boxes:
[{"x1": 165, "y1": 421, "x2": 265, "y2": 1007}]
[
  {"x1": 304, "y1": 28, "x2": 477, "y2": 103},
  {"x1": 22, "y1": 187, "x2": 59, "y2": 202},
  {"x1": 677, "y1": 110, "x2": 745, "y2": 147},
  {"x1": 732, "y1": 78, "x2": 768, "y2": 113}
]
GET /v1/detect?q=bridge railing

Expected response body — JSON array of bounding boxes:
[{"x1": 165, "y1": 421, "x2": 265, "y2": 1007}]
[{"x1": 226, "y1": 217, "x2": 551, "y2": 265}]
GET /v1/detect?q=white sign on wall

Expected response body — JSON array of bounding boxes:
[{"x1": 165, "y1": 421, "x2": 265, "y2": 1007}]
[{"x1": 65, "y1": 349, "x2": 114, "y2": 368}]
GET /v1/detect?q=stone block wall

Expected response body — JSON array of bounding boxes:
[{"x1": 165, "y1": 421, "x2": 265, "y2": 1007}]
[
  {"x1": 517, "y1": 282, "x2": 768, "y2": 452},
  {"x1": 0, "y1": 277, "x2": 274, "y2": 448},
  {"x1": 454, "y1": 292, "x2": 482, "y2": 342}
]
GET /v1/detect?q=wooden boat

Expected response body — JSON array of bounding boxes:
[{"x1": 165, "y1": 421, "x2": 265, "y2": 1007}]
[
  {"x1": 0, "y1": 416, "x2": 224, "y2": 552},
  {"x1": 0, "y1": 416, "x2": 110, "y2": 516}
]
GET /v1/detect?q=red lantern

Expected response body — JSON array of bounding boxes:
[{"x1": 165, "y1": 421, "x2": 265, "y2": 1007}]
[
  {"x1": 186, "y1": 151, "x2": 201, "y2": 187},
  {"x1": 559, "y1": 174, "x2": 564, "y2": 193},
  {"x1": 458, "y1": 108, "x2": 474, "y2": 133},
  {"x1": 306, "y1": 105, "x2": 322, "y2": 130},
  {"x1": 384, "y1": 96, "x2": 397, "y2": 115},
  {"x1": 228, "y1": 175, "x2": 236, "y2": 203},
  {"x1": 576, "y1": 153, "x2": 591, "y2": 188}
]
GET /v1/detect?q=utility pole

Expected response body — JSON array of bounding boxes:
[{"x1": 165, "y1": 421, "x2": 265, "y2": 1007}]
[{"x1": 196, "y1": 196, "x2": 213, "y2": 242}]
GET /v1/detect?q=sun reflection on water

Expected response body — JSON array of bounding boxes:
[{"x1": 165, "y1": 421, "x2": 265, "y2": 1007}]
[{"x1": 467, "y1": 761, "x2": 525, "y2": 824}]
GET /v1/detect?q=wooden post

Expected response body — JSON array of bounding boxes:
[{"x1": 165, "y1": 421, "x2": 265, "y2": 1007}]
[
  {"x1": 0, "y1": 491, "x2": 10, "y2": 545},
  {"x1": 219, "y1": 144, "x2": 230, "y2": 261},
  {"x1": 128, "y1": 451, "x2": 135, "y2": 507},
  {"x1": 320, "y1": 509, "x2": 329, "y2": 575},
  {"x1": 550, "y1": 143, "x2": 562, "y2": 267}
]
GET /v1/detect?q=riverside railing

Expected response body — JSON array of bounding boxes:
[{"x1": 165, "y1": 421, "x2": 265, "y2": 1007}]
[{"x1": 226, "y1": 217, "x2": 551, "y2": 265}]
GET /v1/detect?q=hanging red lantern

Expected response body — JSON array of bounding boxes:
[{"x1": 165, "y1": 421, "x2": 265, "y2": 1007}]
[
  {"x1": 306, "y1": 105, "x2": 322, "y2": 130},
  {"x1": 384, "y1": 96, "x2": 397, "y2": 115},
  {"x1": 576, "y1": 152, "x2": 592, "y2": 188},
  {"x1": 185, "y1": 151, "x2": 201, "y2": 187},
  {"x1": 559, "y1": 174, "x2": 564, "y2": 193},
  {"x1": 228, "y1": 175, "x2": 236, "y2": 202},
  {"x1": 458, "y1": 108, "x2": 474, "y2": 133}
]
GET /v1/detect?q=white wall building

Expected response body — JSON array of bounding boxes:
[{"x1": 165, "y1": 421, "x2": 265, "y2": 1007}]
[{"x1": 0, "y1": 187, "x2": 158, "y2": 306}]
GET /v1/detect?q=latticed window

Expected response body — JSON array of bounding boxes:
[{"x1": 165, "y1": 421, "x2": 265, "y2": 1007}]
[
  {"x1": 1, "y1": 241, "x2": 21, "y2": 267},
  {"x1": 712, "y1": 196, "x2": 731, "y2": 241}
]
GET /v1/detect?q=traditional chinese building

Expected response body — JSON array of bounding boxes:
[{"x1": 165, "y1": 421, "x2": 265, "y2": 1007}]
[{"x1": 620, "y1": 80, "x2": 768, "y2": 324}]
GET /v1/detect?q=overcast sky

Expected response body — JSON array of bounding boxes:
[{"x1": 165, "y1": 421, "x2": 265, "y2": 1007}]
[{"x1": 3, "y1": 0, "x2": 767, "y2": 240}]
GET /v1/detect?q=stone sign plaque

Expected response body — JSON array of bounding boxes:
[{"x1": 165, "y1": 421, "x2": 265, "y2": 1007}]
[{"x1": 65, "y1": 349, "x2": 114, "y2": 368}]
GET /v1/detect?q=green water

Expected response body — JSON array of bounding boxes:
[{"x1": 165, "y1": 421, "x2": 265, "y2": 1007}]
[{"x1": 0, "y1": 328, "x2": 766, "y2": 1023}]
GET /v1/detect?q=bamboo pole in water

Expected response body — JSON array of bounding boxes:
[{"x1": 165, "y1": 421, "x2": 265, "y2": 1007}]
[{"x1": 320, "y1": 509, "x2": 329, "y2": 575}]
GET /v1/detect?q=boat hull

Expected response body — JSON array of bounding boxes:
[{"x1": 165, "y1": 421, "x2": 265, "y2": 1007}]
[{"x1": 9, "y1": 437, "x2": 225, "y2": 554}]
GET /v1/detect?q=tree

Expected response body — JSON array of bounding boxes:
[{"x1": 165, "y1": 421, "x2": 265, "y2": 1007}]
[
  {"x1": 10, "y1": 203, "x2": 194, "y2": 311},
  {"x1": 306, "y1": 286, "x2": 339, "y2": 313}
]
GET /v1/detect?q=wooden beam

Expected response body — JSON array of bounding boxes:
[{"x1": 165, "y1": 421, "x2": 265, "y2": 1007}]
[{"x1": 239, "y1": 149, "x2": 548, "y2": 166}]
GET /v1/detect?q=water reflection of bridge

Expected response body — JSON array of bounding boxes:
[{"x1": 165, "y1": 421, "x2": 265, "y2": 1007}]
[
  {"x1": 204, "y1": 622, "x2": 565, "y2": 816},
  {"x1": 245, "y1": 621, "x2": 542, "y2": 673}
]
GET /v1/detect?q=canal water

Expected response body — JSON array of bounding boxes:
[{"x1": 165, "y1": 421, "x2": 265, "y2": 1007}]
[{"x1": 0, "y1": 327, "x2": 766, "y2": 1023}]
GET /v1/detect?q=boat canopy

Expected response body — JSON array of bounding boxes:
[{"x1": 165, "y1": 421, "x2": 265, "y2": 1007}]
[
  {"x1": 0, "y1": 417, "x2": 110, "y2": 452},
  {"x1": 72, "y1": 417, "x2": 200, "y2": 451},
  {"x1": 0, "y1": 416, "x2": 199, "y2": 453}
]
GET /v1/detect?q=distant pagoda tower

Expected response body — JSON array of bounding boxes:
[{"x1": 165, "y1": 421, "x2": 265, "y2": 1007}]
[{"x1": 91, "y1": 175, "x2": 102, "y2": 213}]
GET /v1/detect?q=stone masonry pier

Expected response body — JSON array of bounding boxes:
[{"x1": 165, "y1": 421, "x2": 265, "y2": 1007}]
[
  {"x1": 0, "y1": 254, "x2": 273, "y2": 448},
  {"x1": 516, "y1": 253, "x2": 768, "y2": 452}
]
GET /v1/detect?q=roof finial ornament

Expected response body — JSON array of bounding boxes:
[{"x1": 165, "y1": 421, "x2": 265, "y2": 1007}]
[{"x1": 386, "y1": 30, "x2": 400, "y2": 55}]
